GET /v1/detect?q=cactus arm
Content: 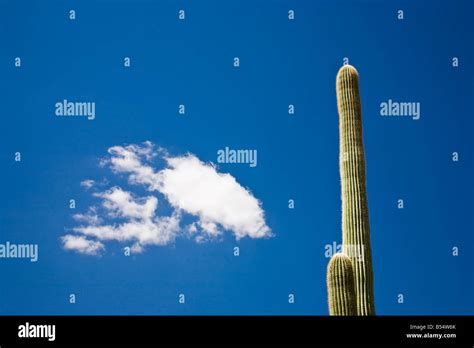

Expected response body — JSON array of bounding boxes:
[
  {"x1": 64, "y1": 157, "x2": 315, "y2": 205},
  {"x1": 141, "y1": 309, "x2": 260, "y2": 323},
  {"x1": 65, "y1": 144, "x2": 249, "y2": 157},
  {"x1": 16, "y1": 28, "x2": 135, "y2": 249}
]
[{"x1": 327, "y1": 253, "x2": 357, "y2": 316}]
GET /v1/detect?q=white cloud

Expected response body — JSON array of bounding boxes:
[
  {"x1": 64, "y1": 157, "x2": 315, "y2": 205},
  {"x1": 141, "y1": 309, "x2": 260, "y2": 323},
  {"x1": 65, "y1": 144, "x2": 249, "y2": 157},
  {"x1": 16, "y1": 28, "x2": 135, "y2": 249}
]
[
  {"x1": 69, "y1": 186, "x2": 181, "y2": 253},
  {"x1": 95, "y1": 187, "x2": 158, "y2": 221},
  {"x1": 80, "y1": 179, "x2": 95, "y2": 189},
  {"x1": 105, "y1": 144, "x2": 271, "y2": 240},
  {"x1": 158, "y1": 155, "x2": 270, "y2": 239},
  {"x1": 61, "y1": 235, "x2": 104, "y2": 255},
  {"x1": 72, "y1": 212, "x2": 181, "y2": 250},
  {"x1": 73, "y1": 212, "x2": 102, "y2": 225},
  {"x1": 107, "y1": 143, "x2": 161, "y2": 190},
  {"x1": 62, "y1": 141, "x2": 271, "y2": 255},
  {"x1": 73, "y1": 207, "x2": 102, "y2": 225},
  {"x1": 187, "y1": 222, "x2": 198, "y2": 234},
  {"x1": 198, "y1": 220, "x2": 220, "y2": 236}
]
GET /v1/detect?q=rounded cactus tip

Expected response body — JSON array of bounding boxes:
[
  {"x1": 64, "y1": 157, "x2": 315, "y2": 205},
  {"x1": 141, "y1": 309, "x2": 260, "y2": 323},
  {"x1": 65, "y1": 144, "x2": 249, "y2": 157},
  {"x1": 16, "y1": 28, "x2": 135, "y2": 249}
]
[
  {"x1": 328, "y1": 252, "x2": 351, "y2": 263},
  {"x1": 327, "y1": 252, "x2": 357, "y2": 316},
  {"x1": 337, "y1": 64, "x2": 359, "y2": 79},
  {"x1": 327, "y1": 252, "x2": 353, "y2": 271}
]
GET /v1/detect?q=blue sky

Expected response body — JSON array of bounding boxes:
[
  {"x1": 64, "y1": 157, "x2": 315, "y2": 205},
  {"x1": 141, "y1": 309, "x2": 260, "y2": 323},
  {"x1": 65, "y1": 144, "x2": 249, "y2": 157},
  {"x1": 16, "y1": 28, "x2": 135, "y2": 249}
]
[{"x1": 0, "y1": 0, "x2": 472, "y2": 315}]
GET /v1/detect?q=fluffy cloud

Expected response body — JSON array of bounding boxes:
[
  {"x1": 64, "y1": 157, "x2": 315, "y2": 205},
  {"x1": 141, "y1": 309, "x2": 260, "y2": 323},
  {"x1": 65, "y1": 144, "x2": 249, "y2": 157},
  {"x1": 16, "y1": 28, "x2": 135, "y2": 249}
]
[
  {"x1": 61, "y1": 235, "x2": 104, "y2": 255},
  {"x1": 62, "y1": 142, "x2": 271, "y2": 255},
  {"x1": 72, "y1": 212, "x2": 181, "y2": 248},
  {"x1": 106, "y1": 142, "x2": 162, "y2": 190},
  {"x1": 95, "y1": 187, "x2": 158, "y2": 221},
  {"x1": 158, "y1": 155, "x2": 270, "y2": 239}
]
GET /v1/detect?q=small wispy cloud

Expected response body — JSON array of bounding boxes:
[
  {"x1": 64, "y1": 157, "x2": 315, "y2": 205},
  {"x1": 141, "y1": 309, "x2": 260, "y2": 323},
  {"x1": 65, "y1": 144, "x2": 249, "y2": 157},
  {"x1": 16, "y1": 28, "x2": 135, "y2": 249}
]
[
  {"x1": 72, "y1": 212, "x2": 102, "y2": 226},
  {"x1": 80, "y1": 179, "x2": 95, "y2": 190},
  {"x1": 62, "y1": 141, "x2": 271, "y2": 255},
  {"x1": 61, "y1": 235, "x2": 104, "y2": 256}
]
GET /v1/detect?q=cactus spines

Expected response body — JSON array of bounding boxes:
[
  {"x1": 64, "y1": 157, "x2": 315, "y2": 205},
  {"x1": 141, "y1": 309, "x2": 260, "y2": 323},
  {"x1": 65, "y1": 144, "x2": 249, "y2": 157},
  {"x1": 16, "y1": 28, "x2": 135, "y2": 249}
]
[
  {"x1": 335, "y1": 64, "x2": 375, "y2": 315},
  {"x1": 327, "y1": 253, "x2": 357, "y2": 316}
]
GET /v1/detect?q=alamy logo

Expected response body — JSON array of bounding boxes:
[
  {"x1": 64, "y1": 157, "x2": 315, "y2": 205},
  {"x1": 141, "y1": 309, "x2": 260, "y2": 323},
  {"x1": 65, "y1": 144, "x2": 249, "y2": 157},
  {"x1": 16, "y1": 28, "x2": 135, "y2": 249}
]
[
  {"x1": 380, "y1": 99, "x2": 420, "y2": 120},
  {"x1": 55, "y1": 99, "x2": 96, "y2": 120},
  {"x1": 18, "y1": 322, "x2": 56, "y2": 341},
  {"x1": 0, "y1": 241, "x2": 38, "y2": 262},
  {"x1": 324, "y1": 242, "x2": 365, "y2": 262},
  {"x1": 217, "y1": 146, "x2": 257, "y2": 167}
]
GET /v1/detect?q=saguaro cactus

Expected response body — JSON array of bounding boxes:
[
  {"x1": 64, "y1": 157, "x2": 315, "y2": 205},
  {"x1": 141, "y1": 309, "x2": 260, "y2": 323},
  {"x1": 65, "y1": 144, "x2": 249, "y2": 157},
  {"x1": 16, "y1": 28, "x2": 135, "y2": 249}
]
[
  {"x1": 327, "y1": 253, "x2": 357, "y2": 315},
  {"x1": 333, "y1": 64, "x2": 375, "y2": 315}
]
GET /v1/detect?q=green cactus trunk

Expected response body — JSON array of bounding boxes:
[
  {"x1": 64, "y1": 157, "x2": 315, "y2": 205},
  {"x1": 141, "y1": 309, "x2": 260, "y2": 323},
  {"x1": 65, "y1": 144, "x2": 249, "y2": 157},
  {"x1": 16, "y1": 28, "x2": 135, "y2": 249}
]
[
  {"x1": 336, "y1": 64, "x2": 375, "y2": 315},
  {"x1": 327, "y1": 253, "x2": 357, "y2": 315}
]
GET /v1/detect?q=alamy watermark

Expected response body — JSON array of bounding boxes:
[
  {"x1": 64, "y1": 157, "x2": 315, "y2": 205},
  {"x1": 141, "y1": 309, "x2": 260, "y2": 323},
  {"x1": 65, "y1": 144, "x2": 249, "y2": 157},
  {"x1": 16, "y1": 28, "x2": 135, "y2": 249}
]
[
  {"x1": 0, "y1": 241, "x2": 38, "y2": 262},
  {"x1": 380, "y1": 99, "x2": 421, "y2": 120},
  {"x1": 18, "y1": 322, "x2": 55, "y2": 341},
  {"x1": 217, "y1": 146, "x2": 257, "y2": 168},
  {"x1": 55, "y1": 99, "x2": 96, "y2": 120},
  {"x1": 324, "y1": 241, "x2": 365, "y2": 262}
]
